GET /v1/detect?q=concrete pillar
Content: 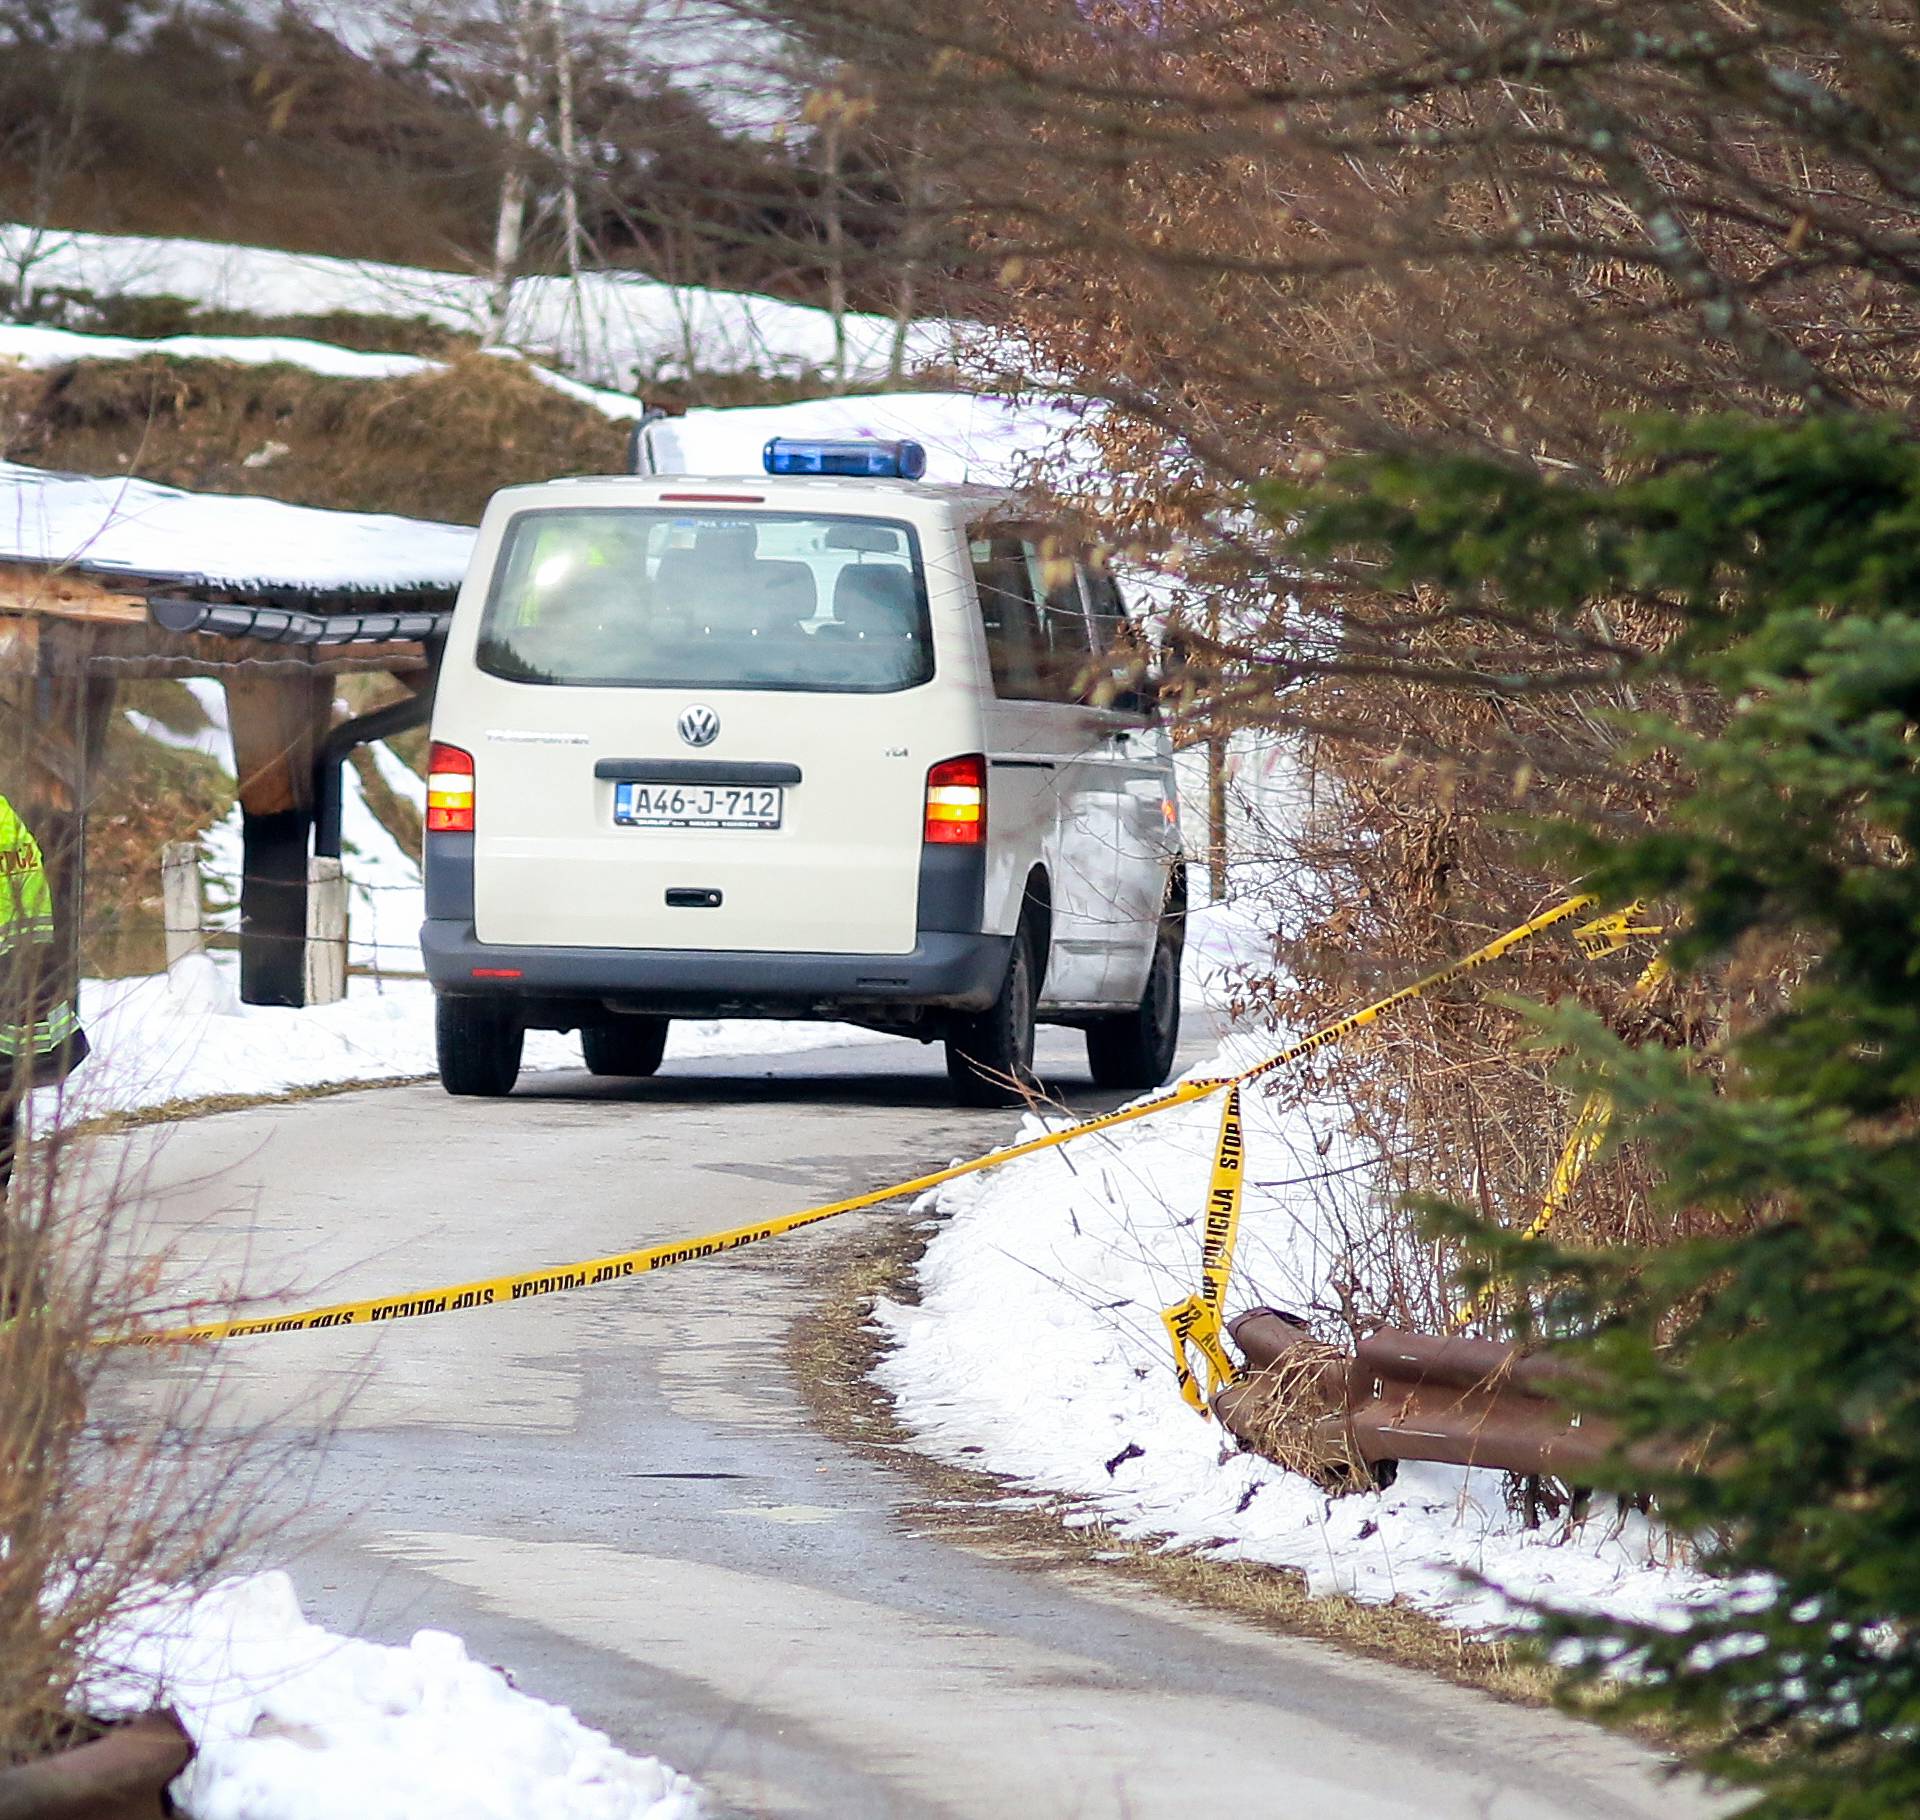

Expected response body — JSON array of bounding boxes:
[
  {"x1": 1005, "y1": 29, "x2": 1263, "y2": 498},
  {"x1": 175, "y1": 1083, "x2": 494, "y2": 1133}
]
[
  {"x1": 303, "y1": 856, "x2": 348, "y2": 1006},
  {"x1": 160, "y1": 841, "x2": 205, "y2": 972}
]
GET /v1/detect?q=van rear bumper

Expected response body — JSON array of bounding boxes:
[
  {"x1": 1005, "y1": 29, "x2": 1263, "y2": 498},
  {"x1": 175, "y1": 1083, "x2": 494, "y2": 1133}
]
[{"x1": 421, "y1": 919, "x2": 1012, "y2": 1018}]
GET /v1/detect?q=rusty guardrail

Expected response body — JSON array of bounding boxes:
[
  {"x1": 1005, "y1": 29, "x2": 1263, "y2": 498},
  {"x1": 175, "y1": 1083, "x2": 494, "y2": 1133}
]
[
  {"x1": 1212, "y1": 1308, "x2": 1634, "y2": 1490},
  {"x1": 0, "y1": 1709, "x2": 192, "y2": 1820}
]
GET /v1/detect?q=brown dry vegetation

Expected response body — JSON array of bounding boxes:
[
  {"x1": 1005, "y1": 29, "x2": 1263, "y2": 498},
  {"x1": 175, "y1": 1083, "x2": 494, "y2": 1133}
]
[
  {"x1": 0, "y1": 9, "x2": 502, "y2": 269},
  {"x1": 82, "y1": 686, "x2": 236, "y2": 980},
  {"x1": 0, "y1": 352, "x2": 630, "y2": 525},
  {"x1": 0, "y1": 785, "x2": 317, "y2": 1759}
]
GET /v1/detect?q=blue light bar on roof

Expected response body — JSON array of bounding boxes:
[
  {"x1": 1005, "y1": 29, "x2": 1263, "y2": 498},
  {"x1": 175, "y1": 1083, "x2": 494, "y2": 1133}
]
[{"x1": 762, "y1": 436, "x2": 928, "y2": 481}]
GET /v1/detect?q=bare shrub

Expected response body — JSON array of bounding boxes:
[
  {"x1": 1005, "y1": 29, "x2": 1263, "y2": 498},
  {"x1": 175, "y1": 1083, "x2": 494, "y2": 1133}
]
[{"x1": 0, "y1": 778, "x2": 299, "y2": 1762}]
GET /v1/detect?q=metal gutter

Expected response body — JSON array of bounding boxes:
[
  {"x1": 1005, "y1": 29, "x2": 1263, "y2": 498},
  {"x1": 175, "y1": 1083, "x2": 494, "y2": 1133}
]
[{"x1": 149, "y1": 594, "x2": 452, "y2": 646}]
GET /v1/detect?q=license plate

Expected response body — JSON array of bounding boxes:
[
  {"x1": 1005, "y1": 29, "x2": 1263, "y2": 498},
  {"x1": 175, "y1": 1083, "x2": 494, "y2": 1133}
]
[{"x1": 613, "y1": 781, "x2": 783, "y2": 830}]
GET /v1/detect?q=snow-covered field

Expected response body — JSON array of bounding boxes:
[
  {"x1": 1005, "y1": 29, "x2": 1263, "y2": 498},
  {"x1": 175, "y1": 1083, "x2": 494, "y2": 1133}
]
[
  {"x1": 876, "y1": 994, "x2": 1713, "y2": 1637},
  {"x1": 1, "y1": 222, "x2": 956, "y2": 388},
  {"x1": 89, "y1": 1573, "x2": 701, "y2": 1820}
]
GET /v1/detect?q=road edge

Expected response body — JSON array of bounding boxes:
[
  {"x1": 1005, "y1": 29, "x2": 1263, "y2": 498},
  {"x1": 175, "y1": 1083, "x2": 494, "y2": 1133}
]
[{"x1": 789, "y1": 1209, "x2": 1569, "y2": 1711}]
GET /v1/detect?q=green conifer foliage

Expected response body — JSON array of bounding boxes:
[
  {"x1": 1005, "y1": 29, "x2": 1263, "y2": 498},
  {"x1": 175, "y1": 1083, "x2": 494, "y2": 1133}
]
[{"x1": 1272, "y1": 416, "x2": 1920, "y2": 1815}]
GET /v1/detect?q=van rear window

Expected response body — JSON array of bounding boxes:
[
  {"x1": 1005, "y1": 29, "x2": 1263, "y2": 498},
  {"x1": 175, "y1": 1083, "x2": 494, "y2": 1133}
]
[{"x1": 475, "y1": 508, "x2": 933, "y2": 693}]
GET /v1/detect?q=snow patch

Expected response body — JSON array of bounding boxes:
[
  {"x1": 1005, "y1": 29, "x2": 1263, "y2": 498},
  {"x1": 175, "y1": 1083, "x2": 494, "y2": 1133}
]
[{"x1": 87, "y1": 1572, "x2": 701, "y2": 1820}]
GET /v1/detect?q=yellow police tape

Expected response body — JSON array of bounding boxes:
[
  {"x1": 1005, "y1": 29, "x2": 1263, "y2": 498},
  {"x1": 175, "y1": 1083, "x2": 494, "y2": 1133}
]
[
  {"x1": 1160, "y1": 1084, "x2": 1245, "y2": 1413},
  {"x1": 1446, "y1": 946, "x2": 1668, "y2": 1332},
  {"x1": 126, "y1": 890, "x2": 1599, "y2": 1349}
]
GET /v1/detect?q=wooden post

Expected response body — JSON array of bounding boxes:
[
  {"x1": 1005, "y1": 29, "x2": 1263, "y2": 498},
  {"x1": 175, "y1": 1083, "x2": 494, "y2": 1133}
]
[
  {"x1": 303, "y1": 857, "x2": 347, "y2": 1005},
  {"x1": 224, "y1": 667, "x2": 332, "y2": 1008},
  {"x1": 160, "y1": 841, "x2": 205, "y2": 972},
  {"x1": 22, "y1": 624, "x2": 116, "y2": 1007}
]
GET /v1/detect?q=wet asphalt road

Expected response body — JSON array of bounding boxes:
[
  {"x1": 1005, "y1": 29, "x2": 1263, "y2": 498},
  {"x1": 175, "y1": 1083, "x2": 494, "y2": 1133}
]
[{"x1": 94, "y1": 1026, "x2": 1734, "y2": 1820}]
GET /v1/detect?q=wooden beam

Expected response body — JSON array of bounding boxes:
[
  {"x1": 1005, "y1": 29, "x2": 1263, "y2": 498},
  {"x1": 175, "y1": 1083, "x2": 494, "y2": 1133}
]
[
  {"x1": 0, "y1": 562, "x2": 146, "y2": 626},
  {"x1": 225, "y1": 667, "x2": 333, "y2": 819},
  {"x1": 12, "y1": 622, "x2": 119, "y2": 1009},
  {"x1": 82, "y1": 644, "x2": 430, "y2": 680}
]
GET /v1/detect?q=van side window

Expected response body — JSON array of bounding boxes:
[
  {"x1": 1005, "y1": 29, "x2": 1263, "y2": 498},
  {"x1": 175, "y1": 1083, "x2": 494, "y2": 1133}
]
[
  {"x1": 1083, "y1": 564, "x2": 1128, "y2": 651},
  {"x1": 969, "y1": 534, "x2": 1043, "y2": 697},
  {"x1": 969, "y1": 526, "x2": 1097, "y2": 704}
]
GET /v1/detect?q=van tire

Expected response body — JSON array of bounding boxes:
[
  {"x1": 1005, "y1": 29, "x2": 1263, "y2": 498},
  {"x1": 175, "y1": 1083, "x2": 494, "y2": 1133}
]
[
  {"x1": 946, "y1": 923, "x2": 1040, "y2": 1107},
  {"x1": 436, "y1": 996, "x2": 524, "y2": 1097},
  {"x1": 582, "y1": 1017, "x2": 669, "y2": 1078},
  {"x1": 1085, "y1": 925, "x2": 1181, "y2": 1089}
]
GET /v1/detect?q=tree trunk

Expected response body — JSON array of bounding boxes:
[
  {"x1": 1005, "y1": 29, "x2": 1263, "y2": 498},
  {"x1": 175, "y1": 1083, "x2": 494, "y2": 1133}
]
[
  {"x1": 544, "y1": 0, "x2": 587, "y2": 363},
  {"x1": 888, "y1": 127, "x2": 929, "y2": 383},
  {"x1": 821, "y1": 110, "x2": 848, "y2": 393},
  {"x1": 483, "y1": 0, "x2": 539, "y2": 347}
]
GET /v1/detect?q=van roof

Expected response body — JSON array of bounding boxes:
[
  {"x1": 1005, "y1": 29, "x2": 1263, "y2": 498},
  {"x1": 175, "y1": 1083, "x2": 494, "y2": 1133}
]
[{"x1": 500, "y1": 473, "x2": 1025, "y2": 519}]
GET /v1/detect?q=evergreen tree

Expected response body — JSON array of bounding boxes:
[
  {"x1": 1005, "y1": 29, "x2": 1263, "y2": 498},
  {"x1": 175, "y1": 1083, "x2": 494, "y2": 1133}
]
[{"x1": 1274, "y1": 415, "x2": 1920, "y2": 1815}]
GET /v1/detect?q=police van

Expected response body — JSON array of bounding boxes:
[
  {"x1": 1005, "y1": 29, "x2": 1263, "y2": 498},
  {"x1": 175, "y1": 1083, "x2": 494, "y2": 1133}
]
[{"x1": 422, "y1": 437, "x2": 1186, "y2": 1106}]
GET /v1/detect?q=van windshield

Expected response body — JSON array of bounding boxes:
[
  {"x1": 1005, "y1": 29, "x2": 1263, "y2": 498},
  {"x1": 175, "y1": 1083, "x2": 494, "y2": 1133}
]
[{"x1": 476, "y1": 508, "x2": 933, "y2": 693}]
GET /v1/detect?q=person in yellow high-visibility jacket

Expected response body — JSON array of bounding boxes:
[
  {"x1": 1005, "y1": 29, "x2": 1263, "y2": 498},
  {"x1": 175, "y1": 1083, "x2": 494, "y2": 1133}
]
[{"x1": 0, "y1": 793, "x2": 87, "y2": 1197}]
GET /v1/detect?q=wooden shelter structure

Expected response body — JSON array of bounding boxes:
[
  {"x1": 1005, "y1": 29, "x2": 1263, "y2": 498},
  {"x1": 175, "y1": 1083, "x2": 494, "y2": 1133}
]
[{"x1": 0, "y1": 461, "x2": 473, "y2": 1007}]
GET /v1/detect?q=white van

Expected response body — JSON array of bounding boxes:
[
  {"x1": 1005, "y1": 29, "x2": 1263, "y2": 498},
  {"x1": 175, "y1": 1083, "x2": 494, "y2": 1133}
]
[{"x1": 422, "y1": 438, "x2": 1186, "y2": 1106}]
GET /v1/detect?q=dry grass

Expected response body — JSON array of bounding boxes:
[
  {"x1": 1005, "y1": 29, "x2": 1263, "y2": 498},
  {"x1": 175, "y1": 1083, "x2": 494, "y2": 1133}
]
[
  {"x1": 1217, "y1": 1338, "x2": 1372, "y2": 1489},
  {"x1": 80, "y1": 688, "x2": 235, "y2": 980},
  {"x1": 0, "y1": 351, "x2": 629, "y2": 526},
  {"x1": 61, "y1": 1074, "x2": 432, "y2": 1145}
]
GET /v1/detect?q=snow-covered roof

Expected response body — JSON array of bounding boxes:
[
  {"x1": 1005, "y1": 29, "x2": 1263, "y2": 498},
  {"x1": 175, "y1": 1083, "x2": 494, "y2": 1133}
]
[{"x1": 0, "y1": 461, "x2": 475, "y2": 597}]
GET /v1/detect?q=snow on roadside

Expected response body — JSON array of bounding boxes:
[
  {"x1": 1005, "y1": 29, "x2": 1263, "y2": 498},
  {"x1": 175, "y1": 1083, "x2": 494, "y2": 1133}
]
[
  {"x1": 874, "y1": 1028, "x2": 1713, "y2": 1634},
  {"x1": 36, "y1": 963, "x2": 888, "y2": 1126},
  {"x1": 1, "y1": 221, "x2": 956, "y2": 388},
  {"x1": 86, "y1": 1572, "x2": 701, "y2": 1820}
]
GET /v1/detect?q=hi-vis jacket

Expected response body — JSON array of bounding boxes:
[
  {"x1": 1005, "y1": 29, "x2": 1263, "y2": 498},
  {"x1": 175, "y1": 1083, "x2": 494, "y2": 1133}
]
[{"x1": 0, "y1": 794, "x2": 84, "y2": 1080}]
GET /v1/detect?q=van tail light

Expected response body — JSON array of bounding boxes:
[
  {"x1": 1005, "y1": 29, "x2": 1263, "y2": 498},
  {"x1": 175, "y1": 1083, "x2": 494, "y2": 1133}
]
[
  {"x1": 925, "y1": 755, "x2": 986, "y2": 845},
  {"x1": 426, "y1": 742, "x2": 476, "y2": 833}
]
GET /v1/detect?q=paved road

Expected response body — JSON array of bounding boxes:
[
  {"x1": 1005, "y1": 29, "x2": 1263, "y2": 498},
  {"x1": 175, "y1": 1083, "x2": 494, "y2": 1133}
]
[{"x1": 97, "y1": 1026, "x2": 1731, "y2": 1820}]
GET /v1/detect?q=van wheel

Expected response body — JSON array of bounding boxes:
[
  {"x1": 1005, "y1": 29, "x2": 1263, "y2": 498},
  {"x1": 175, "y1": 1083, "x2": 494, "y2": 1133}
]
[
  {"x1": 946, "y1": 922, "x2": 1040, "y2": 1107},
  {"x1": 436, "y1": 996, "x2": 524, "y2": 1098},
  {"x1": 582, "y1": 1017, "x2": 669, "y2": 1078},
  {"x1": 1085, "y1": 926, "x2": 1181, "y2": 1090}
]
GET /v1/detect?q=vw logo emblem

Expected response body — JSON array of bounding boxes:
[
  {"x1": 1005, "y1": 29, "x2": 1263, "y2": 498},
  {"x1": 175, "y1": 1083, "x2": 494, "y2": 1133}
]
[{"x1": 677, "y1": 704, "x2": 721, "y2": 748}]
